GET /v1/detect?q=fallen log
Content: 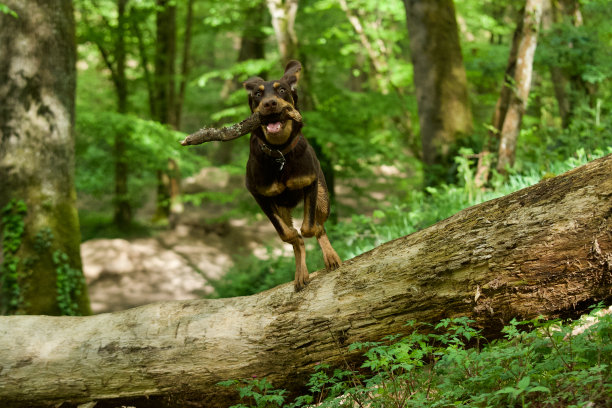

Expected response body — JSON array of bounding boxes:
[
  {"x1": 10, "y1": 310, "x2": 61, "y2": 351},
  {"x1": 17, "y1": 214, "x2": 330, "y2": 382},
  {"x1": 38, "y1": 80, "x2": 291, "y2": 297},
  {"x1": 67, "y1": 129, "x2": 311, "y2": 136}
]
[
  {"x1": 0, "y1": 154, "x2": 611, "y2": 407},
  {"x1": 180, "y1": 106, "x2": 302, "y2": 146}
]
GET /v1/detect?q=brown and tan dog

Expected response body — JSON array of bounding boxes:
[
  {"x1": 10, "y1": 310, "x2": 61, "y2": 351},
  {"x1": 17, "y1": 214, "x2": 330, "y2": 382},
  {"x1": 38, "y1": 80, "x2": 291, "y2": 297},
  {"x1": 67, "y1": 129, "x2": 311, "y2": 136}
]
[{"x1": 243, "y1": 60, "x2": 342, "y2": 291}]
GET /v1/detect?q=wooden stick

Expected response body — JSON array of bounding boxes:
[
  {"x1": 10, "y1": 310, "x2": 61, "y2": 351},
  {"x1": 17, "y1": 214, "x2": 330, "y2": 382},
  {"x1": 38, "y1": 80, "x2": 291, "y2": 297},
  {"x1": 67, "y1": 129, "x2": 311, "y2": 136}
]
[{"x1": 180, "y1": 107, "x2": 303, "y2": 146}]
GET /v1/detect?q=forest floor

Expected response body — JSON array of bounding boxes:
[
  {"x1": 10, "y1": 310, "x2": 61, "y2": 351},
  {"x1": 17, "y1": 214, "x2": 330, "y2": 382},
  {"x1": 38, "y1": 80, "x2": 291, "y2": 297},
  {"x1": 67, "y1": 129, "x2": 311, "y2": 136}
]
[
  {"x1": 81, "y1": 218, "x2": 279, "y2": 314},
  {"x1": 81, "y1": 165, "x2": 404, "y2": 314}
]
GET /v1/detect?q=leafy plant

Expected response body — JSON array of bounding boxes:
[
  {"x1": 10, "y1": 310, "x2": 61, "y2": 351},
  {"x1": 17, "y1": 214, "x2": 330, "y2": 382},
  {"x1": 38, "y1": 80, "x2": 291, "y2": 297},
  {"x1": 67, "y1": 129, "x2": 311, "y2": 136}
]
[
  {"x1": 221, "y1": 307, "x2": 612, "y2": 407},
  {"x1": 0, "y1": 199, "x2": 27, "y2": 314},
  {"x1": 53, "y1": 250, "x2": 86, "y2": 316}
]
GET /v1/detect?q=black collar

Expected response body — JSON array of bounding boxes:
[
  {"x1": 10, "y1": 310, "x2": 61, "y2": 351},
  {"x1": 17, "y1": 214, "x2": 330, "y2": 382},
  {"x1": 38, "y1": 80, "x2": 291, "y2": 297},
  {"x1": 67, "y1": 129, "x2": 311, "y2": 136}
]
[{"x1": 257, "y1": 135, "x2": 301, "y2": 171}]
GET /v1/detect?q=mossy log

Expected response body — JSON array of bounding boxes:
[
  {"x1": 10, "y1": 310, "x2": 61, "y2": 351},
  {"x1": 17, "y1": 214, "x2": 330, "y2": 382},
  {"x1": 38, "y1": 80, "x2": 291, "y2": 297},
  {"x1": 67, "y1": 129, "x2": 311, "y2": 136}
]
[
  {"x1": 180, "y1": 106, "x2": 302, "y2": 146},
  {"x1": 1, "y1": 155, "x2": 611, "y2": 407}
]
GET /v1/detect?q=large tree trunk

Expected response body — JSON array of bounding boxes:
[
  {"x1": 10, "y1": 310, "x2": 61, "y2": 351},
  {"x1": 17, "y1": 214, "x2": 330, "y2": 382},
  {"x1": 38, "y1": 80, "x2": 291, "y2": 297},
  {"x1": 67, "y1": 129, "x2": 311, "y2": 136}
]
[
  {"x1": 0, "y1": 0, "x2": 91, "y2": 316},
  {"x1": 1, "y1": 154, "x2": 611, "y2": 406},
  {"x1": 497, "y1": 0, "x2": 544, "y2": 173},
  {"x1": 403, "y1": 0, "x2": 473, "y2": 183}
]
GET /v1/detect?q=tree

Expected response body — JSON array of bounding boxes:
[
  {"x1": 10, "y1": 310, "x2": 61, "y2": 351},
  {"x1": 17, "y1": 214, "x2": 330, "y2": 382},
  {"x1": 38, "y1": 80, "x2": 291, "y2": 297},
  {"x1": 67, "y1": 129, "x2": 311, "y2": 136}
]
[
  {"x1": 403, "y1": 0, "x2": 473, "y2": 183},
  {"x1": 496, "y1": 0, "x2": 544, "y2": 173},
  {"x1": 266, "y1": 0, "x2": 298, "y2": 65},
  {"x1": 1, "y1": 153, "x2": 610, "y2": 406},
  {"x1": 0, "y1": 0, "x2": 91, "y2": 315}
]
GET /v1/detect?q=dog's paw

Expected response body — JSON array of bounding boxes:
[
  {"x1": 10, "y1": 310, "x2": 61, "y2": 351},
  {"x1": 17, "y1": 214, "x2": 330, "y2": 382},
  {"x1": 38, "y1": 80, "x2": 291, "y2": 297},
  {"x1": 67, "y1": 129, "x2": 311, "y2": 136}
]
[
  {"x1": 324, "y1": 252, "x2": 342, "y2": 271},
  {"x1": 294, "y1": 274, "x2": 310, "y2": 292}
]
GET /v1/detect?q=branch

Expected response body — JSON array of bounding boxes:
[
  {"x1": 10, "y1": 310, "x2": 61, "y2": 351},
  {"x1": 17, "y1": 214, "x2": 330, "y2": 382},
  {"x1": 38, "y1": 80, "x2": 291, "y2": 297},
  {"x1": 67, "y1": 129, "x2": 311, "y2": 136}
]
[{"x1": 180, "y1": 106, "x2": 302, "y2": 146}]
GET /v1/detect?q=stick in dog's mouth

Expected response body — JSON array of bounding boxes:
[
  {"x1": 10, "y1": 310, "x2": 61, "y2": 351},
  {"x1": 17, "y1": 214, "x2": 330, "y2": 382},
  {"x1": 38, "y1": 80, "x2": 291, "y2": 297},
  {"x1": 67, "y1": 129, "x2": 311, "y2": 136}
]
[{"x1": 180, "y1": 106, "x2": 302, "y2": 146}]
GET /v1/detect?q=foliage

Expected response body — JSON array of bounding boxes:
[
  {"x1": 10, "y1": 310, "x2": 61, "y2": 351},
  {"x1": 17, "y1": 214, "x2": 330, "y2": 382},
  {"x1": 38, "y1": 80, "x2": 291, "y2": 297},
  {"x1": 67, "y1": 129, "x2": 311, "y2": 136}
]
[
  {"x1": 53, "y1": 250, "x2": 87, "y2": 316},
  {"x1": 0, "y1": 3, "x2": 17, "y2": 18},
  {"x1": 75, "y1": 110, "x2": 208, "y2": 222},
  {"x1": 0, "y1": 199, "x2": 27, "y2": 314},
  {"x1": 220, "y1": 306, "x2": 612, "y2": 407}
]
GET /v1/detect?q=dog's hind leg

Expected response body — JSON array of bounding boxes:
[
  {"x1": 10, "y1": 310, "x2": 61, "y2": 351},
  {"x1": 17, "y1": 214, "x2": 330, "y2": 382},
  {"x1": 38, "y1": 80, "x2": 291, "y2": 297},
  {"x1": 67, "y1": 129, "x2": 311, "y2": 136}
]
[
  {"x1": 312, "y1": 180, "x2": 342, "y2": 271},
  {"x1": 316, "y1": 228, "x2": 342, "y2": 271},
  {"x1": 252, "y1": 194, "x2": 310, "y2": 291}
]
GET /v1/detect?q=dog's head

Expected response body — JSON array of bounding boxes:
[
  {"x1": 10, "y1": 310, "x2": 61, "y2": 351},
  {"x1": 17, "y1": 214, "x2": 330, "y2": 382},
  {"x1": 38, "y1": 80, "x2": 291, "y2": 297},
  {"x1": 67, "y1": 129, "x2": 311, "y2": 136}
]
[{"x1": 243, "y1": 60, "x2": 302, "y2": 145}]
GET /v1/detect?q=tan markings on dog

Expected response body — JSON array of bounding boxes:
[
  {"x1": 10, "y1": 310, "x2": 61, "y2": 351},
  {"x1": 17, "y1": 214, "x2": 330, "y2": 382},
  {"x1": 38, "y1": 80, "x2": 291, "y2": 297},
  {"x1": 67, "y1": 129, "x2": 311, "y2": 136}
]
[
  {"x1": 258, "y1": 85, "x2": 264, "y2": 91},
  {"x1": 316, "y1": 180, "x2": 329, "y2": 216},
  {"x1": 273, "y1": 82, "x2": 281, "y2": 88},
  {"x1": 286, "y1": 174, "x2": 316, "y2": 190},
  {"x1": 263, "y1": 120, "x2": 293, "y2": 145},
  {"x1": 257, "y1": 181, "x2": 286, "y2": 196}
]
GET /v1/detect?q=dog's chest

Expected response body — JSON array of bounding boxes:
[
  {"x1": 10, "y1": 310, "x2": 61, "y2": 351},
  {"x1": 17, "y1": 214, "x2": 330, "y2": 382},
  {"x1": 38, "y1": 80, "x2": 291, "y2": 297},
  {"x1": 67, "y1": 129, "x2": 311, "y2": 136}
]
[{"x1": 256, "y1": 174, "x2": 316, "y2": 196}]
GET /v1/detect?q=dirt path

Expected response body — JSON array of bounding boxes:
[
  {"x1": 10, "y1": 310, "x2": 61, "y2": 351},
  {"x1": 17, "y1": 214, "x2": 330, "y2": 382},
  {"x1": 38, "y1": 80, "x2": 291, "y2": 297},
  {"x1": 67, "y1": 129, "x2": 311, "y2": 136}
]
[{"x1": 82, "y1": 219, "x2": 278, "y2": 314}]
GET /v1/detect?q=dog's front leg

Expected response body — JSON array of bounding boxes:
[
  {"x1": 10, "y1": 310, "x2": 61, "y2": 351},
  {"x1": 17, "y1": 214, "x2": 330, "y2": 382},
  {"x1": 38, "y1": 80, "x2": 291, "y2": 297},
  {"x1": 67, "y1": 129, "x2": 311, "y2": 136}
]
[{"x1": 252, "y1": 194, "x2": 310, "y2": 291}]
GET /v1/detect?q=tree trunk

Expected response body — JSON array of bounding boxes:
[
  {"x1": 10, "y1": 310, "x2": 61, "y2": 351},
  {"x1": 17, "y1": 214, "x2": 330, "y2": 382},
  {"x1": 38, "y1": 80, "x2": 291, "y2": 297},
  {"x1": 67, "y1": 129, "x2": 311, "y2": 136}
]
[
  {"x1": 113, "y1": 0, "x2": 132, "y2": 230},
  {"x1": 1, "y1": 154, "x2": 611, "y2": 406},
  {"x1": 153, "y1": 0, "x2": 179, "y2": 223},
  {"x1": 475, "y1": 11, "x2": 526, "y2": 188},
  {"x1": 173, "y1": 0, "x2": 194, "y2": 131},
  {"x1": 0, "y1": 0, "x2": 91, "y2": 316},
  {"x1": 403, "y1": 0, "x2": 473, "y2": 184},
  {"x1": 497, "y1": 0, "x2": 544, "y2": 173},
  {"x1": 266, "y1": 0, "x2": 299, "y2": 65},
  {"x1": 154, "y1": 0, "x2": 177, "y2": 126}
]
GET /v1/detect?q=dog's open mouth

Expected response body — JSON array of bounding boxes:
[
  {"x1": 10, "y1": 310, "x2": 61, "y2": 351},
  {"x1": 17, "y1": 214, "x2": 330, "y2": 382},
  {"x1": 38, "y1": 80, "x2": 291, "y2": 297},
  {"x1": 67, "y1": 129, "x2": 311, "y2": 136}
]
[
  {"x1": 261, "y1": 114, "x2": 285, "y2": 134},
  {"x1": 266, "y1": 122, "x2": 283, "y2": 133}
]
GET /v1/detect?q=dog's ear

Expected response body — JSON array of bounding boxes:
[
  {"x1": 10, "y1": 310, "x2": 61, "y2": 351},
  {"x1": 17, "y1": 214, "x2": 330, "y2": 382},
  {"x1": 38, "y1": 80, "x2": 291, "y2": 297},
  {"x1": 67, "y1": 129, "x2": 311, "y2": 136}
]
[
  {"x1": 282, "y1": 60, "x2": 302, "y2": 91},
  {"x1": 243, "y1": 76, "x2": 265, "y2": 95}
]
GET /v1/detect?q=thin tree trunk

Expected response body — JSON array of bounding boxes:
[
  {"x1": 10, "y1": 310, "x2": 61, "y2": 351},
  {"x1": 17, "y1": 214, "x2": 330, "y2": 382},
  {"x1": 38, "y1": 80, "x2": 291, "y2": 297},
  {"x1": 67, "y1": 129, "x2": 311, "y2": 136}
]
[
  {"x1": 266, "y1": 0, "x2": 299, "y2": 65},
  {"x1": 1, "y1": 154, "x2": 611, "y2": 406},
  {"x1": 153, "y1": 0, "x2": 177, "y2": 222},
  {"x1": 403, "y1": 0, "x2": 473, "y2": 183},
  {"x1": 0, "y1": 0, "x2": 91, "y2": 316},
  {"x1": 338, "y1": 0, "x2": 389, "y2": 91},
  {"x1": 475, "y1": 13, "x2": 525, "y2": 188},
  {"x1": 130, "y1": 8, "x2": 156, "y2": 118},
  {"x1": 113, "y1": 0, "x2": 131, "y2": 229},
  {"x1": 154, "y1": 0, "x2": 177, "y2": 126},
  {"x1": 497, "y1": 0, "x2": 544, "y2": 173},
  {"x1": 173, "y1": 0, "x2": 194, "y2": 130}
]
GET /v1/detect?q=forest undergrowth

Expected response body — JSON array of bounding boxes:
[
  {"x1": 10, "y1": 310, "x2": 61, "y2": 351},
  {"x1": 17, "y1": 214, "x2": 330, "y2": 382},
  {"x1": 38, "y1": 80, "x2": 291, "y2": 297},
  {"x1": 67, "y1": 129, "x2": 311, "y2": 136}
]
[{"x1": 220, "y1": 305, "x2": 612, "y2": 408}]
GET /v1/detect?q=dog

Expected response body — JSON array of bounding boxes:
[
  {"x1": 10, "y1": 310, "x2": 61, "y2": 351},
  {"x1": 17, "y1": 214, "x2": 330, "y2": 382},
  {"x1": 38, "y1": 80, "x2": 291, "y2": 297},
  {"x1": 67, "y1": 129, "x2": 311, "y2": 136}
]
[{"x1": 243, "y1": 60, "x2": 342, "y2": 291}]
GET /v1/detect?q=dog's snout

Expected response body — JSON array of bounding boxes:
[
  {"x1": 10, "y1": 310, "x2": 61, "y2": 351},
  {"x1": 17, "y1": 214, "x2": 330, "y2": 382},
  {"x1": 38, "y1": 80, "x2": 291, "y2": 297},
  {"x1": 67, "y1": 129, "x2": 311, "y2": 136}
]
[{"x1": 263, "y1": 98, "x2": 278, "y2": 109}]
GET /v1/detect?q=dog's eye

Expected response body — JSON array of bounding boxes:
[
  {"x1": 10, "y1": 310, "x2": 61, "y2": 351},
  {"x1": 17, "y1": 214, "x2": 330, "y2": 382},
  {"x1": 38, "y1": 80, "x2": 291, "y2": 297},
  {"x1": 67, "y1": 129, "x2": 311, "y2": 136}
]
[
  {"x1": 254, "y1": 91, "x2": 262, "y2": 98},
  {"x1": 278, "y1": 88, "x2": 285, "y2": 95}
]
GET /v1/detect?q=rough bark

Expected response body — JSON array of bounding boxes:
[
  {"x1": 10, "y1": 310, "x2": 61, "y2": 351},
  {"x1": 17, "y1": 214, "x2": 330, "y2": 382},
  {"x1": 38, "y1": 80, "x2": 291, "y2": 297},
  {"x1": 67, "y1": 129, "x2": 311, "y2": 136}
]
[
  {"x1": 0, "y1": 0, "x2": 91, "y2": 315},
  {"x1": 403, "y1": 0, "x2": 473, "y2": 180},
  {"x1": 1, "y1": 154, "x2": 611, "y2": 407},
  {"x1": 497, "y1": 0, "x2": 544, "y2": 173}
]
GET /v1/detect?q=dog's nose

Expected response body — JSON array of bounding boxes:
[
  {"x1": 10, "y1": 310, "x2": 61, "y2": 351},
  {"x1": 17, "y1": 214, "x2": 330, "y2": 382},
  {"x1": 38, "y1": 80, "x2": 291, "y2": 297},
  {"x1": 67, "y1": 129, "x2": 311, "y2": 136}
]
[{"x1": 263, "y1": 98, "x2": 277, "y2": 109}]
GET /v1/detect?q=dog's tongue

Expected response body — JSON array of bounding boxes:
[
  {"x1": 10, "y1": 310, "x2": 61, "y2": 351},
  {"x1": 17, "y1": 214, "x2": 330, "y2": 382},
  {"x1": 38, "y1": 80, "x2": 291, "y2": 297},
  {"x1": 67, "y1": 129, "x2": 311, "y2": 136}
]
[{"x1": 266, "y1": 122, "x2": 282, "y2": 133}]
